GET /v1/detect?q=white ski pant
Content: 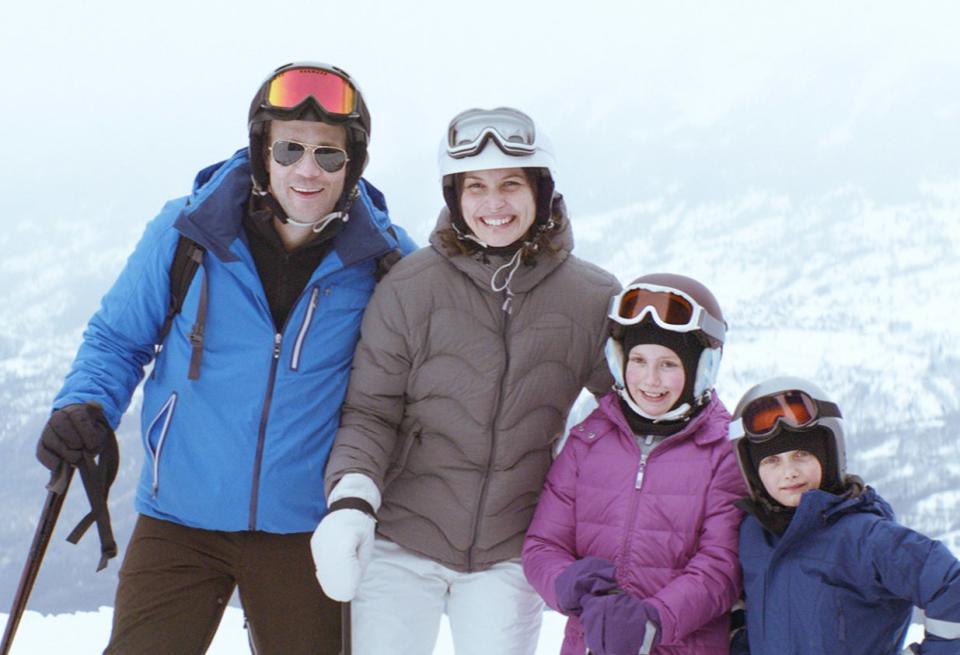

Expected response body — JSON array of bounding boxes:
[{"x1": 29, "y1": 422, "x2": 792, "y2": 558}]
[{"x1": 351, "y1": 538, "x2": 544, "y2": 655}]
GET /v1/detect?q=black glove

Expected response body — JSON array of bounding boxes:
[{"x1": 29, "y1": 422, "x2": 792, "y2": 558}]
[{"x1": 37, "y1": 403, "x2": 113, "y2": 471}]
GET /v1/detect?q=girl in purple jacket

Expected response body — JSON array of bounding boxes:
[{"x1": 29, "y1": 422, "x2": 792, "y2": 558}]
[{"x1": 522, "y1": 273, "x2": 746, "y2": 655}]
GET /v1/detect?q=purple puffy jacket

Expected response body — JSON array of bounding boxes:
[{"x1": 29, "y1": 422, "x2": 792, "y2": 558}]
[{"x1": 522, "y1": 391, "x2": 746, "y2": 654}]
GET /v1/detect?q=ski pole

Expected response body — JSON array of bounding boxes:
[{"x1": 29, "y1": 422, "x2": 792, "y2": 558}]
[
  {"x1": 0, "y1": 465, "x2": 74, "y2": 655},
  {"x1": 340, "y1": 602, "x2": 351, "y2": 655}
]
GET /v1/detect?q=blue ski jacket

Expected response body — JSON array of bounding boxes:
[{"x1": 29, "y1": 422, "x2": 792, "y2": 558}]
[
  {"x1": 53, "y1": 149, "x2": 415, "y2": 533},
  {"x1": 735, "y1": 487, "x2": 960, "y2": 655}
]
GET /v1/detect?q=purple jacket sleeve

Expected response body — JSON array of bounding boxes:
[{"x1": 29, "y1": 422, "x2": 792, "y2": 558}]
[
  {"x1": 522, "y1": 436, "x2": 583, "y2": 612},
  {"x1": 646, "y1": 446, "x2": 746, "y2": 645}
]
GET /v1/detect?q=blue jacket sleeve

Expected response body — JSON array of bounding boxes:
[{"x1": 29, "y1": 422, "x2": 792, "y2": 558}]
[
  {"x1": 868, "y1": 520, "x2": 960, "y2": 653},
  {"x1": 390, "y1": 224, "x2": 418, "y2": 256},
  {"x1": 53, "y1": 203, "x2": 183, "y2": 427}
]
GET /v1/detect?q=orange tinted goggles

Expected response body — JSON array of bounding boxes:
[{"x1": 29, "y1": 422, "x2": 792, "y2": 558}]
[
  {"x1": 618, "y1": 288, "x2": 695, "y2": 325},
  {"x1": 265, "y1": 67, "x2": 357, "y2": 115},
  {"x1": 608, "y1": 284, "x2": 726, "y2": 344},
  {"x1": 741, "y1": 390, "x2": 841, "y2": 441}
]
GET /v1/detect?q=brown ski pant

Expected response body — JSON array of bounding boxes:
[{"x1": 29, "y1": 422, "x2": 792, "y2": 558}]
[{"x1": 103, "y1": 514, "x2": 341, "y2": 655}]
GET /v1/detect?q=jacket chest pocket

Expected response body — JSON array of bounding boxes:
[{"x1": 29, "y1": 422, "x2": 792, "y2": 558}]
[{"x1": 289, "y1": 281, "x2": 374, "y2": 371}]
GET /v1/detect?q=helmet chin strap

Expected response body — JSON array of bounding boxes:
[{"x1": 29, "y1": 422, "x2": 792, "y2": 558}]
[
  {"x1": 287, "y1": 210, "x2": 349, "y2": 233},
  {"x1": 616, "y1": 386, "x2": 693, "y2": 422},
  {"x1": 252, "y1": 181, "x2": 355, "y2": 232}
]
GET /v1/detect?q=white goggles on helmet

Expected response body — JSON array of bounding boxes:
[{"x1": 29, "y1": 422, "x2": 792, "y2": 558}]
[{"x1": 446, "y1": 107, "x2": 538, "y2": 159}]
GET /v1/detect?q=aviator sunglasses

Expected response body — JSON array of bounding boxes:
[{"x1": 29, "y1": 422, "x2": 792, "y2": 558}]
[{"x1": 269, "y1": 139, "x2": 350, "y2": 173}]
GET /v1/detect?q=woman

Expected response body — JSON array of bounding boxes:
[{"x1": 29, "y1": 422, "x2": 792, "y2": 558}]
[{"x1": 313, "y1": 107, "x2": 621, "y2": 655}]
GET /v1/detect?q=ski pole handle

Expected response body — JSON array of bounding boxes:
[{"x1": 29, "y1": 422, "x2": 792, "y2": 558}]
[{"x1": 47, "y1": 462, "x2": 71, "y2": 495}]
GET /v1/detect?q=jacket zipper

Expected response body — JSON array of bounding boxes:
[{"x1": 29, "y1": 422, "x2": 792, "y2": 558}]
[
  {"x1": 248, "y1": 275, "x2": 330, "y2": 529},
  {"x1": 248, "y1": 332, "x2": 283, "y2": 530},
  {"x1": 635, "y1": 453, "x2": 649, "y2": 489},
  {"x1": 466, "y1": 302, "x2": 511, "y2": 570},
  {"x1": 619, "y1": 436, "x2": 653, "y2": 566},
  {"x1": 144, "y1": 392, "x2": 177, "y2": 496},
  {"x1": 620, "y1": 434, "x2": 667, "y2": 576},
  {"x1": 290, "y1": 287, "x2": 320, "y2": 371}
]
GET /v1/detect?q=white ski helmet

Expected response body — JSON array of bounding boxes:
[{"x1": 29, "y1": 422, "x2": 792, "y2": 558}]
[
  {"x1": 437, "y1": 106, "x2": 557, "y2": 180},
  {"x1": 438, "y1": 107, "x2": 559, "y2": 228}
]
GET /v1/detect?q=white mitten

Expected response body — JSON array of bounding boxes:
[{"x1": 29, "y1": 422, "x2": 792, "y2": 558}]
[{"x1": 311, "y1": 473, "x2": 381, "y2": 601}]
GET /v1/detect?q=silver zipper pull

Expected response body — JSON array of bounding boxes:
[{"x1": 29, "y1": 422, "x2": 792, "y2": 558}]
[
  {"x1": 273, "y1": 333, "x2": 282, "y2": 359},
  {"x1": 635, "y1": 453, "x2": 648, "y2": 489}
]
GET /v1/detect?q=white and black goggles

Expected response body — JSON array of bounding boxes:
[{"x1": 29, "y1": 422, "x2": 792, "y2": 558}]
[
  {"x1": 446, "y1": 107, "x2": 538, "y2": 159},
  {"x1": 608, "y1": 283, "x2": 726, "y2": 345}
]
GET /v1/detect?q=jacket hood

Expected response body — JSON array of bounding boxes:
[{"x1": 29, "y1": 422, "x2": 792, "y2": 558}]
[{"x1": 173, "y1": 149, "x2": 400, "y2": 268}]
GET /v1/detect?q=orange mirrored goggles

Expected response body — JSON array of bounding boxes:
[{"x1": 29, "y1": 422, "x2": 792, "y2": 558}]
[
  {"x1": 264, "y1": 66, "x2": 357, "y2": 115},
  {"x1": 738, "y1": 390, "x2": 841, "y2": 441}
]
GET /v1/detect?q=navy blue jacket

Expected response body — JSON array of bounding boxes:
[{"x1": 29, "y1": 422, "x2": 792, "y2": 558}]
[
  {"x1": 736, "y1": 487, "x2": 960, "y2": 654},
  {"x1": 54, "y1": 149, "x2": 415, "y2": 533}
]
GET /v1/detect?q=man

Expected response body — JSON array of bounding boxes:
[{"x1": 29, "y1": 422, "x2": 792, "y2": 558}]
[{"x1": 35, "y1": 62, "x2": 414, "y2": 654}]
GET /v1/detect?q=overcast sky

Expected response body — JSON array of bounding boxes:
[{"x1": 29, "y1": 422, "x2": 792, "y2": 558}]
[{"x1": 2, "y1": 0, "x2": 958, "y2": 243}]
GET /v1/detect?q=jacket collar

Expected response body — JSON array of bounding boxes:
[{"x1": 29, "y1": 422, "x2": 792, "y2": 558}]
[
  {"x1": 174, "y1": 149, "x2": 396, "y2": 267},
  {"x1": 426, "y1": 195, "x2": 573, "y2": 295},
  {"x1": 594, "y1": 389, "x2": 731, "y2": 447},
  {"x1": 764, "y1": 485, "x2": 893, "y2": 550}
]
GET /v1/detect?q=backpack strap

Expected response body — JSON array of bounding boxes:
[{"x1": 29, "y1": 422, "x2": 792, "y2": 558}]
[
  {"x1": 186, "y1": 266, "x2": 208, "y2": 380},
  {"x1": 374, "y1": 225, "x2": 402, "y2": 282},
  {"x1": 155, "y1": 235, "x2": 206, "y2": 379}
]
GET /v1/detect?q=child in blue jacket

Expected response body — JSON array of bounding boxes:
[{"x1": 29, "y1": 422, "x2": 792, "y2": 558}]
[{"x1": 729, "y1": 376, "x2": 960, "y2": 655}]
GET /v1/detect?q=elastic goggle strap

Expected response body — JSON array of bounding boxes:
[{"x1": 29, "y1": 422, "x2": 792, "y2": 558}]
[
  {"x1": 447, "y1": 107, "x2": 537, "y2": 159},
  {"x1": 734, "y1": 390, "x2": 842, "y2": 441},
  {"x1": 609, "y1": 283, "x2": 726, "y2": 345},
  {"x1": 264, "y1": 66, "x2": 358, "y2": 116}
]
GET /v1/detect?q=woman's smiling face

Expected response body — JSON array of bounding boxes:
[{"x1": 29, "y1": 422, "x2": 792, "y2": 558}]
[{"x1": 458, "y1": 167, "x2": 536, "y2": 247}]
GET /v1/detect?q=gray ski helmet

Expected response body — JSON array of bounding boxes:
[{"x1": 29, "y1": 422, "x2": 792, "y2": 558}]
[
  {"x1": 605, "y1": 273, "x2": 726, "y2": 419},
  {"x1": 438, "y1": 107, "x2": 558, "y2": 227},
  {"x1": 248, "y1": 62, "x2": 371, "y2": 211},
  {"x1": 729, "y1": 376, "x2": 847, "y2": 500}
]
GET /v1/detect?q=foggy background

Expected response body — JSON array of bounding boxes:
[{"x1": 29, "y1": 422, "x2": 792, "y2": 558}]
[{"x1": 1, "y1": 0, "x2": 958, "y2": 618}]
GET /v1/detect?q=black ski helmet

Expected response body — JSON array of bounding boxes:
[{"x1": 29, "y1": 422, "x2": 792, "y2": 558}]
[{"x1": 248, "y1": 62, "x2": 371, "y2": 215}]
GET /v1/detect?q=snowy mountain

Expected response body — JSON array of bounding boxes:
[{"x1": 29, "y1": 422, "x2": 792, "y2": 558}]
[{"x1": 2, "y1": 178, "x2": 957, "y2": 614}]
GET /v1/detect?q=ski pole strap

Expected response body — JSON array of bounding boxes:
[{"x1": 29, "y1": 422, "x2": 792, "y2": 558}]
[{"x1": 64, "y1": 428, "x2": 120, "y2": 571}]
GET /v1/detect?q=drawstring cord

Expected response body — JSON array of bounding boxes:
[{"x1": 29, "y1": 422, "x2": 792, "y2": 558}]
[
  {"x1": 453, "y1": 216, "x2": 557, "y2": 314},
  {"x1": 490, "y1": 248, "x2": 524, "y2": 313}
]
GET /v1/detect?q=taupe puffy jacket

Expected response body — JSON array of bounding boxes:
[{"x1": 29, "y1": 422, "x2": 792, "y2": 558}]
[{"x1": 325, "y1": 205, "x2": 620, "y2": 571}]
